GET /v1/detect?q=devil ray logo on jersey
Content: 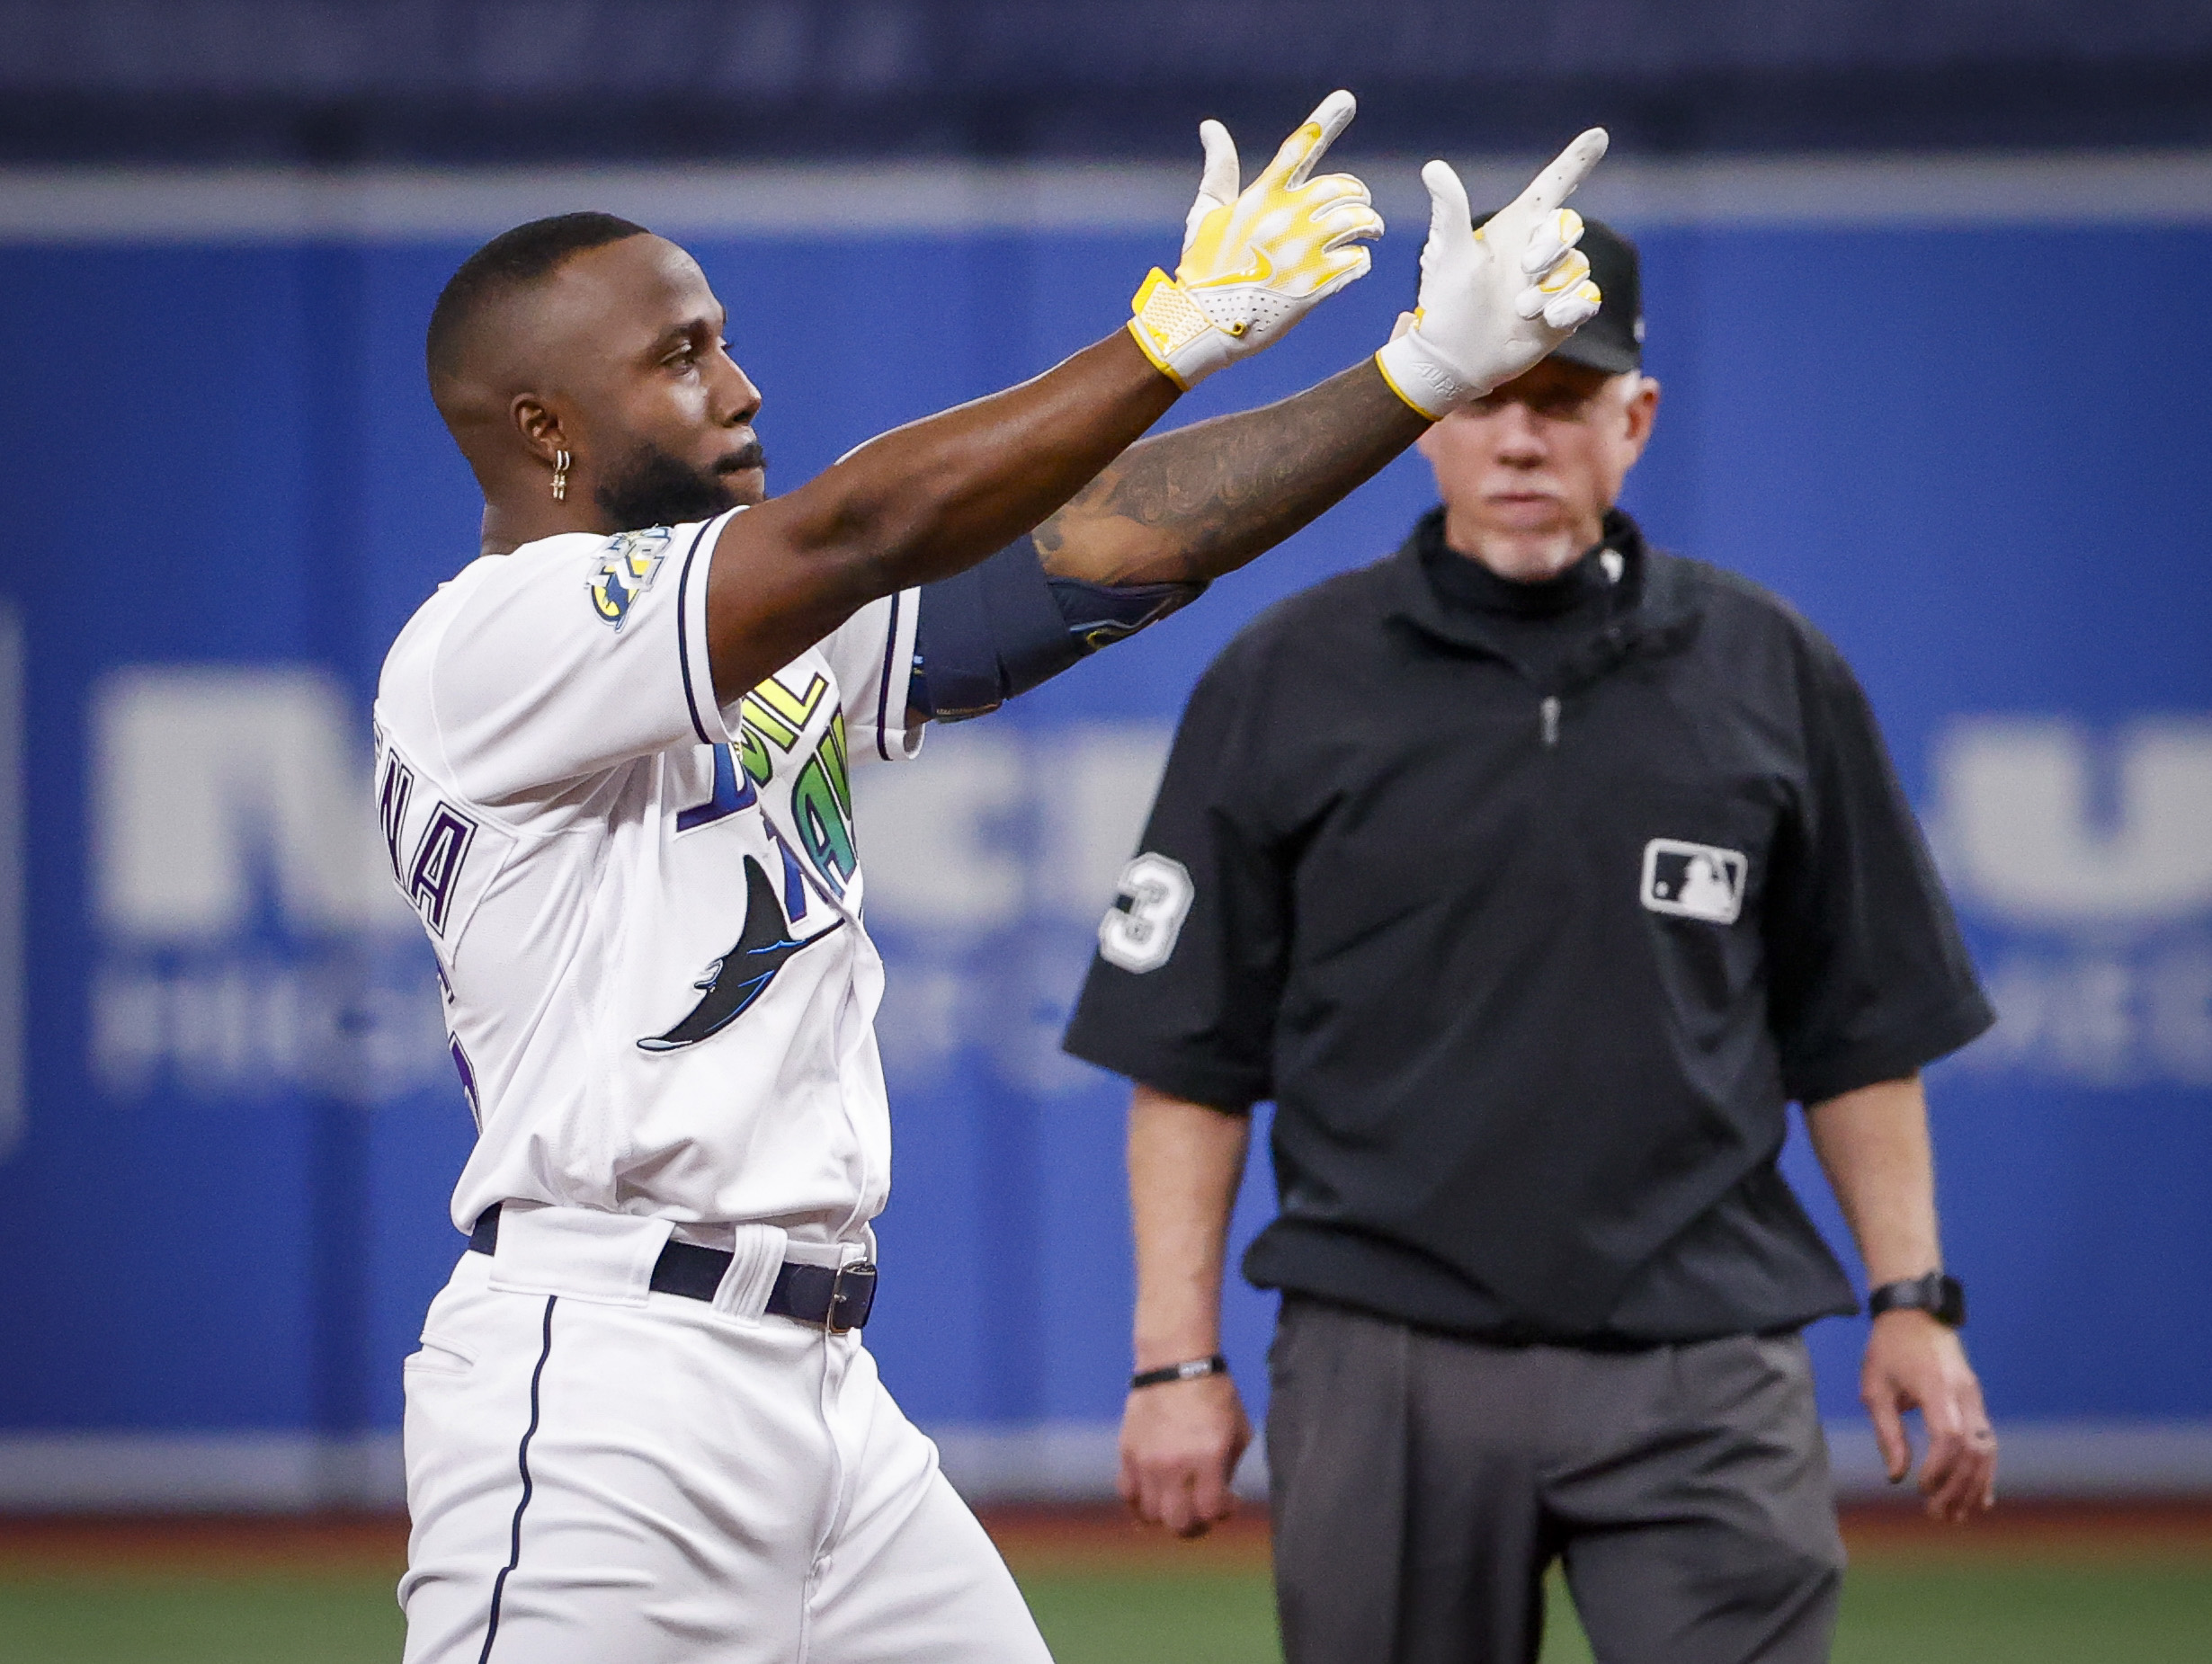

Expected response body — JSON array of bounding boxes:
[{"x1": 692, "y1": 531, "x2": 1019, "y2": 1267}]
[
  {"x1": 638, "y1": 855, "x2": 843, "y2": 1053},
  {"x1": 589, "y1": 527, "x2": 672, "y2": 631}
]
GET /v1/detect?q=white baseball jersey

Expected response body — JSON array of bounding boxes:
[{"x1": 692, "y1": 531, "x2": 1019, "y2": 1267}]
[{"x1": 372, "y1": 508, "x2": 922, "y2": 1247}]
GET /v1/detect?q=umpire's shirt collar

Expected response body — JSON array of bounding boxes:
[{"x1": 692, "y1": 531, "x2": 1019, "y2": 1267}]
[{"x1": 1387, "y1": 505, "x2": 1699, "y2": 690}]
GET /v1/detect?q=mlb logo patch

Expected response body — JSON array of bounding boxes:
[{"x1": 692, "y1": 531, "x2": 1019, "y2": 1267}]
[{"x1": 1641, "y1": 838, "x2": 1748, "y2": 924}]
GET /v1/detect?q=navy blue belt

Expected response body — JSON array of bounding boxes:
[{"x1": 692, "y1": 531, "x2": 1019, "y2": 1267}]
[{"x1": 468, "y1": 1204, "x2": 877, "y2": 1333}]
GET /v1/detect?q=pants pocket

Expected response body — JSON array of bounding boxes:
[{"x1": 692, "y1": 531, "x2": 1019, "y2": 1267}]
[{"x1": 403, "y1": 1333, "x2": 477, "y2": 1377}]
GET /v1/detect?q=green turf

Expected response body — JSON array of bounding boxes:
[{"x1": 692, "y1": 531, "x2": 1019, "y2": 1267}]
[
  {"x1": 1021, "y1": 1563, "x2": 2212, "y2": 1664},
  {"x1": 1014, "y1": 1569, "x2": 1588, "y2": 1664},
  {"x1": 0, "y1": 1572, "x2": 406, "y2": 1664},
  {"x1": 1021, "y1": 1571, "x2": 1281, "y2": 1664},
  {"x1": 1825, "y1": 1562, "x2": 2212, "y2": 1663},
  {"x1": 0, "y1": 1559, "x2": 2208, "y2": 1661}
]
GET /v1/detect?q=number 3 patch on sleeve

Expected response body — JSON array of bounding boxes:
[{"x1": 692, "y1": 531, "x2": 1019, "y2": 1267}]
[{"x1": 1098, "y1": 852, "x2": 1195, "y2": 973}]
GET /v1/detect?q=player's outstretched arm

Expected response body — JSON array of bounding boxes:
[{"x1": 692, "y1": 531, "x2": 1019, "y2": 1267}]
[
  {"x1": 1031, "y1": 357, "x2": 1424, "y2": 592},
  {"x1": 710, "y1": 330, "x2": 1176, "y2": 698},
  {"x1": 703, "y1": 93, "x2": 1381, "y2": 702},
  {"x1": 1032, "y1": 129, "x2": 1610, "y2": 595}
]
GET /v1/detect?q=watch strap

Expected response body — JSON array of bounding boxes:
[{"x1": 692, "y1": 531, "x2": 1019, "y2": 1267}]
[
  {"x1": 1868, "y1": 1271, "x2": 1966, "y2": 1329},
  {"x1": 1130, "y1": 1354, "x2": 1229, "y2": 1390}
]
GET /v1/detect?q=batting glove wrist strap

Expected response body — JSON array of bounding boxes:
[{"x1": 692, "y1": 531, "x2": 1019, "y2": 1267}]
[
  {"x1": 1375, "y1": 130, "x2": 1610, "y2": 420},
  {"x1": 1129, "y1": 89, "x2": 1383, "y2": 390},
  {"x1": 1130, "y1": 1354, "x2": 1230, "y2": 1390},
  {"x1": 1128, "y1": 271, "x2": 1228, "y2": 387}
]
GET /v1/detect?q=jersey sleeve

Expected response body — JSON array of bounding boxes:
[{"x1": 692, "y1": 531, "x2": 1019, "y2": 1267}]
[
  {"x1": 425, "y1": 513, "x2": 737, "y2": 808},
  {"x1": 817, "y1": 587, "x2": 923, "y2": 764},
  {"x1": 1762, "y1": 628, "x2": 1995, "y2": 1105},
  {"x1": 1060, "y1": 650, "x2": 1290, "y2": 1110}
]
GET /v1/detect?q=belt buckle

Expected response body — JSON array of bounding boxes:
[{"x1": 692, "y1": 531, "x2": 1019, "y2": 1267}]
[{"x1": 825, "y1": 1260, "x2": 877, "y2": 1334}]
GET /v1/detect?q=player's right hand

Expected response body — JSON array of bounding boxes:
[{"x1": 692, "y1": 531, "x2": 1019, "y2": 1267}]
[
  {"x1": 1128, "y1": 90, "x2": 1384, "y2": 391},
  {"x1": 1118, "y1": 1373, "x2": 1253, "y2": 1538},
  {"x1": 1374, "y1": 129, "x2": 1610, "y2": 418}
]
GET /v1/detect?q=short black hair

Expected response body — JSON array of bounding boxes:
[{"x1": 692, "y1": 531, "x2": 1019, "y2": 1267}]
[{"x1": 426, "y1": 211, "x2": 650, "y2": 389}]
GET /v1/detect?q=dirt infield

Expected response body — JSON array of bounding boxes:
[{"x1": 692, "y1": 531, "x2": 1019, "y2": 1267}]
[{"x1": 2, "y1": 1501, "x2": 2208, "y2": 1579}]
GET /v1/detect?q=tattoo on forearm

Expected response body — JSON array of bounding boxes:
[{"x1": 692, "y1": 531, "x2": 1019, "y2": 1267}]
[{"x1": 1035, "y1": 362, "x2": 1428, "y2": 586}]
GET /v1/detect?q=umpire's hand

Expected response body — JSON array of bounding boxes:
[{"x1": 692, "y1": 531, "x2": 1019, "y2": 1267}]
[
  {"x1": 1863, "y1": 1310, "x2": 1998, "y2": 1523},
  {"x1": 1119, "y1": 1375, "x2": 1253, "y2": 1537}
]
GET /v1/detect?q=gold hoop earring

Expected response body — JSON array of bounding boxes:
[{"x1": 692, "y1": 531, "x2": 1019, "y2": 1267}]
[{"x1": 552, "y1": 449, "x2": 571, "y2": 502}]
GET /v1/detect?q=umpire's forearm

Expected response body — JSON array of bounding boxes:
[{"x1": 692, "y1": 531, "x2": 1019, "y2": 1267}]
[
  {"x1": 1128, "y1": 1083, "x2": 1253, "y2": 1370},
  {"x1": 1033, "y1": 359, "x2": 1431, "y2": 589},
  {"x1": 1805, "y1": 1074, "x2": 1945, "y2": 1286}
]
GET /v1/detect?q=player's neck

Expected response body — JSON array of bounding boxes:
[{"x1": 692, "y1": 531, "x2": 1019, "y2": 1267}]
[{"x1": 479, "y1": 496, "x2": 611, "y2": 557}]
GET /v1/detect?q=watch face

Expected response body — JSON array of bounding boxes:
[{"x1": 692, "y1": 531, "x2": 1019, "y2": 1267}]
[{"x1": 1933, "y1": 1275, "x2": 1967, "y2": 1329}]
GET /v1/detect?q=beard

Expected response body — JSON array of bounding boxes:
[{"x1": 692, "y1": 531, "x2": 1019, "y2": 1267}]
[{"x1": 594, "y1": 437, "x2": 766, "y2": 530}]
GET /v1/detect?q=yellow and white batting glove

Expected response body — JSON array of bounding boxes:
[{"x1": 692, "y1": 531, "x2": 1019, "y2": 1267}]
[
  {"x1": 1373, "y1": 129, "x2": 1610, "y2": 419},
  {"x1": 1128, "y1": 89, "x2": 1384, "y2": 390}
]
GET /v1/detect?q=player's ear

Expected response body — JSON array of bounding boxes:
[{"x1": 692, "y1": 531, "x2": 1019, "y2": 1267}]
[{"x1": 512, "y1": 394, "x2": 568, "y2": 468}]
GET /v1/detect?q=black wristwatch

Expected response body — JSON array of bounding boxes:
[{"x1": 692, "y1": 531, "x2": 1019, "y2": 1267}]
[{"x1": 1867, "y1": 1271, "x2": 1967, "y2": 1329}]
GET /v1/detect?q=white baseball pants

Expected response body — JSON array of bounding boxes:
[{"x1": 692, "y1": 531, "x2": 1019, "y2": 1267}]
[{"x1": 397, "y1": 1206, "x2": 1052, "y2": 1664}]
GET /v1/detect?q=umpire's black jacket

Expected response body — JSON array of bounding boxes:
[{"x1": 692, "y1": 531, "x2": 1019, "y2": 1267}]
[{"x1": 1063, "y1": 507, "x2": 1993, "y2": 1347}]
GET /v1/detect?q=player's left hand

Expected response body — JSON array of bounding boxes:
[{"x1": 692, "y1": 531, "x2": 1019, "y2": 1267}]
[
  {"x1": 1374, "y1": 129, "x2": 1610, "y2": 418},
  {"x1": 1128, "y1": 90, "x2": 1385, "y2": 390},
  {"x1": 1861, "y1": 1310, "x2": 1998, "y2": 1524}
]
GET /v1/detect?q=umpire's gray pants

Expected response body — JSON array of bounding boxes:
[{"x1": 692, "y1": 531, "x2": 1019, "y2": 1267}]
[{"x1": 1266, "y1": 1296, "x2": 1845, "y2": 1664}]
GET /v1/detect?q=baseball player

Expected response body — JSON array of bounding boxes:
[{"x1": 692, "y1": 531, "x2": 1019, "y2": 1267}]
[{"x1": 379, "y1": 93, "x2": 1608, "y2": 1663}]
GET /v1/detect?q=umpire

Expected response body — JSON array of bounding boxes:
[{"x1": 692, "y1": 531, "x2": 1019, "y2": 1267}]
[{"x1": 1062, "y1": 219, "x2": 2000, "y2": 1664}]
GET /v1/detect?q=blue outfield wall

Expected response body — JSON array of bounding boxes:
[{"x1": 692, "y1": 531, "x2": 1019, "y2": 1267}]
[{"x1": 0, "y1": 166, "x2": 2208, "y2": 1502}]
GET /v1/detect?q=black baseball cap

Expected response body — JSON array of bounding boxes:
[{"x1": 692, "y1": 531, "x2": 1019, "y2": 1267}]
[{"x1": 1476, "y1": 209, "x2": 1643, "y2": 374}]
